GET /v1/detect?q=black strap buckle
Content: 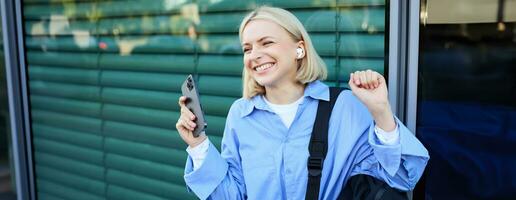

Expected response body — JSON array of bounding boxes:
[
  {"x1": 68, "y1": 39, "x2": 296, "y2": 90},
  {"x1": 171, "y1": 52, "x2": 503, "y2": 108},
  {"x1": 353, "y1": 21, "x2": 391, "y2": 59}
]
[{"x1": 307, "y1": 157, "x2": 323, "y2": 176}]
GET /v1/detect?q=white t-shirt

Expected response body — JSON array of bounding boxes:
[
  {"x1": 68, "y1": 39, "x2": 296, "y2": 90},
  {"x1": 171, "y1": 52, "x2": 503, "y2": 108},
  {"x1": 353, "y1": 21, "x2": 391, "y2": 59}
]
[{"x1": 264, "y1": 96, "x2": 304, "y2": 129}]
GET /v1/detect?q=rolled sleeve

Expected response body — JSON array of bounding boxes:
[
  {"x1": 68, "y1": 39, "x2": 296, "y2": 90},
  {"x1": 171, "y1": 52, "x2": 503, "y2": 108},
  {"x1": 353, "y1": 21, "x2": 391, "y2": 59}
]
[
  {"x1": 186, "y1": 138, "x2": 210, "y2": 171},
  {"x1": 375, "y1": 125, "x2": 400, "y2": 146},
  {"x1": 184, "y1": 142, "x2": 228, "y2": 200},
  {"x1": 398, "y1": 123, "x2": 430, "y2": 158},
  {"x1": 368, "y1": 121, "x2": 402, "y2": 176},
  {"x1": 368, "y1": 116, "x2": 430, "y2": 176}
]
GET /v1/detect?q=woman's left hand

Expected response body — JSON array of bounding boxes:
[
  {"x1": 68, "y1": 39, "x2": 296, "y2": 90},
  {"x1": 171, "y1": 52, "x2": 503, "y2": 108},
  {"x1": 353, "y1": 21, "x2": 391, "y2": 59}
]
[{"x1": 349, "y1": 70, "x2": 396, "y2": 131}]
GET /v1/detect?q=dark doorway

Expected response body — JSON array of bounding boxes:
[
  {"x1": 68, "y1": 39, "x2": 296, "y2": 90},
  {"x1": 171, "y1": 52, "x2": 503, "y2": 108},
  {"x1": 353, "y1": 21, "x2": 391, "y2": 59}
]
[{"x1": 416, "y1": 0, "x2": 516, "y2": 199}]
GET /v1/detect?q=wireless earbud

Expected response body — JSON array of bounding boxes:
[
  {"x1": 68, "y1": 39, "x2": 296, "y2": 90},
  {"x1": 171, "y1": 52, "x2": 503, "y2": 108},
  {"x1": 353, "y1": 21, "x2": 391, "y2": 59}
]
[{"x1": 296, "y1": 48, "x2": 304, "y2": 59}]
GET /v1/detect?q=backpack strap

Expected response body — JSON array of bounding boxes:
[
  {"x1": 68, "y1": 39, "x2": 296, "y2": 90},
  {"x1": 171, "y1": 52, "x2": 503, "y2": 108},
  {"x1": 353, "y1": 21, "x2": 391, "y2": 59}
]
[{"x1": 305, "y1": 87, "x2": 347, "y2": 200}]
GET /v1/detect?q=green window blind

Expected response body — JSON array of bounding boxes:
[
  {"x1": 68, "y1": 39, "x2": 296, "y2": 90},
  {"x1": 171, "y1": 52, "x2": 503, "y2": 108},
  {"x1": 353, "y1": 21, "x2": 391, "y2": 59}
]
[{"x1": 23, "y1": 0, "x2": 386, "y2": 199}]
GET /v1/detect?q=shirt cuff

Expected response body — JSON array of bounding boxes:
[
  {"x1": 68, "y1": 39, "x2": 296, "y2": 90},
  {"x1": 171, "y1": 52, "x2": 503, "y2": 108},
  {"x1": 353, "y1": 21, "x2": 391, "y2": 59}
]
[
  {"x1": 184, "y1": 142, "x2": 228, "y2": 200},
  {"x1": 369, "y1": 120, "x2": 402, "y2": 177},
  {"x1": 374, "y1": 124, "x2": 400, "y2": 146},
  {"x1": 186, "y1": 138, "x2": 210, "y2": 171}
]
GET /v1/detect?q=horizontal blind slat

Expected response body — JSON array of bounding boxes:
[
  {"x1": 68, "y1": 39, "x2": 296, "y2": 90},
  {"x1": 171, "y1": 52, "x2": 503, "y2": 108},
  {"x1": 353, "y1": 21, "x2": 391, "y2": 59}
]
[
  {"x1": 36, "y1": 165, "x2": 106, "y2": 196},
  {"x1": 32, "y1": 110, "x2": 102, "y2": 134},
  {"x1": 31, "y1": 95, "x2": 101, "y2": 117},
  {"x1": 30, "y1": 81, "x2": 101, "y2": 101},
  {"x1": 99, "y1": 53, "x2": 195, "y2": 72},
  {"x1": 34, "y1": 138, "x2": 104, "y2": 165},
  {"x1": 29, "y1": 65, "x2": 100, "y2": 85},
  {"x1": 102, "y1": 104, "x2": 176, "y2": 130},
  {"x1": 106, "y1": 169, "x2": 191, "y2": 199},
  {"x1": 105, "y1": 153, "x2": 184, "y2": 184},
  {"x1": 33, "y1": 123, "x2": 103, "y2": 149},
  {"x1": 37, "y1": 179, "x2": 104, "y2": 200},
  {"x1": 35, "y1": 152, "x2": 105, "y2": 181},
  {"x1": 104, "y1": 137, "x2": 186, "y2": 167},
  {"x1": 100, "y1": 71, "x2": 185, "y2": 92},
  {"x1": 103, "y1": 121, "x2": 181, "y2": 149},
  {"x1": 102, "y1": 88, "x2": 178, "y2": 111},
  {"x1": 27, "y1": 51, "x2": 99, "y2": 68}
]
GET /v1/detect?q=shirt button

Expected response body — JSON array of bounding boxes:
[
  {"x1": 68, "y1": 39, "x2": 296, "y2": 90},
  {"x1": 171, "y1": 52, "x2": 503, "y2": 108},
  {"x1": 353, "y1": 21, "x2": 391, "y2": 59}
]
[{"x1": 286, "y1": 169, "x2": 292, "y2": 174}]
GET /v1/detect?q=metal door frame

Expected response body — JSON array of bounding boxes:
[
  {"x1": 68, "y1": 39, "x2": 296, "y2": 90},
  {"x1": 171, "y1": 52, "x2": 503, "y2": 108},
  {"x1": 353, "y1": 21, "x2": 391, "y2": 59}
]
[
  {"x1": 388, "y1": 0, "x2": 420, "y2": 133},
  {"x1": 1, "y1": 0, "x2": 35, "y2": 199}
]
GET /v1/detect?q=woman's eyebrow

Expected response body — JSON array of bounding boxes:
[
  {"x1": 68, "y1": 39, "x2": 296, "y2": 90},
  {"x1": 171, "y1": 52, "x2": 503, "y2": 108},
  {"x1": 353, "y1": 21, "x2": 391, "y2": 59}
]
[{"x1": 242, "y1": 36, "x2": 275, "y2": 46}]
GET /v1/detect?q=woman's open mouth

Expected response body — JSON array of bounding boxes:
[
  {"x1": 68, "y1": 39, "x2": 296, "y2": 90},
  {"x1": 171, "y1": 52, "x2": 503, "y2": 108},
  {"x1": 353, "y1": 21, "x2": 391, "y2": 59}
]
[{"x1": 253, "y1": 62, "x2": 276, "y2": 73}]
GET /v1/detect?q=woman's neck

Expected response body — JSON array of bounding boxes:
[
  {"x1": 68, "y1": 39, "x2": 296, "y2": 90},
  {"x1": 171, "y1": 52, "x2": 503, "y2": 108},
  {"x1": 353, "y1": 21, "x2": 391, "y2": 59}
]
[{"x1": 264, "y1": 81, "x2": 305, "y2": 105}]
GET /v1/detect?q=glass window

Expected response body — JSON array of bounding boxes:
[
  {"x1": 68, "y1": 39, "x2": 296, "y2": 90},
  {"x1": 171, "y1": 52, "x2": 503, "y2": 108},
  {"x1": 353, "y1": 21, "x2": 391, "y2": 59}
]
[
  {"x1": 22, "y1": 0, "x2": 390, "y2": 199},
  {"x1": 417, "y1": 0, "x2": 516, "y2": 198}
]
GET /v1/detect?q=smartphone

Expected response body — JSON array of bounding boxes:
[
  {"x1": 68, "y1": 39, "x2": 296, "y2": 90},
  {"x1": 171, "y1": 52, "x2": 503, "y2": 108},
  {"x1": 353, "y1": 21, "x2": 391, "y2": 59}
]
[{"x1": 181, "y1": 74, "x2": 207, "y2": 137}]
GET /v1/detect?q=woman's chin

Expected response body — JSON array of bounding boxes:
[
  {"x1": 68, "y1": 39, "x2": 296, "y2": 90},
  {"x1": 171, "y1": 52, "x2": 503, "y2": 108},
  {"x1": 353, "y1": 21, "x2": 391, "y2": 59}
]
[{"x1": 254, "y1": 77, "x2": 275, "y2": 87}]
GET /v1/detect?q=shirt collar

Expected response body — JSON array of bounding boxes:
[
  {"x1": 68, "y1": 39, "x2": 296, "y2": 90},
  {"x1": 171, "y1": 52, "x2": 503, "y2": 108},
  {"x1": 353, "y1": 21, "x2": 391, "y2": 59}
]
[
  {"x1": 240, "y1": 80, "x2": 329, "y2": 118},
  {"x1": 304, "y1": 80, "x2": 329, "y2": 102}
]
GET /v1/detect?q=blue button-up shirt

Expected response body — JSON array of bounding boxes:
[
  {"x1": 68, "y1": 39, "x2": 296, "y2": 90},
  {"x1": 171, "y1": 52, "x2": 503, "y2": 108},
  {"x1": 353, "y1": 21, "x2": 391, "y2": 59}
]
[{"x1": 184, "y1": 80, "x2": 429, "y2": 200}]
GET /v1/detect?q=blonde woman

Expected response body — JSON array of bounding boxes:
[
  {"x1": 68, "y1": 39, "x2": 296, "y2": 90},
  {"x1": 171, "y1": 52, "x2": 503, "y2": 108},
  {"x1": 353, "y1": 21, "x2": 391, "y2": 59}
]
[{"x1": 176, "y1": 6, "x2": 429, "y2": 200}]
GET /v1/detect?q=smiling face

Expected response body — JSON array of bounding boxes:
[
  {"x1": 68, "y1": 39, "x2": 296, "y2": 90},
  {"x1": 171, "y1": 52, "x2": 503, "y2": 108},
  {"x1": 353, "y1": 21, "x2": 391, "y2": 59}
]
[{"x1": 241, "y1": 19, "x2": 303, "y2": 89}]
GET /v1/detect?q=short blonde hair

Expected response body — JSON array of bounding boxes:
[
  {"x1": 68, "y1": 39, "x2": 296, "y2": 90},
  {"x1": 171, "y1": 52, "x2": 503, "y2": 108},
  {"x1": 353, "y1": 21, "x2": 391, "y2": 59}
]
[{"x1": 239, "y1": 6, "x2": 327, "y2": 99}]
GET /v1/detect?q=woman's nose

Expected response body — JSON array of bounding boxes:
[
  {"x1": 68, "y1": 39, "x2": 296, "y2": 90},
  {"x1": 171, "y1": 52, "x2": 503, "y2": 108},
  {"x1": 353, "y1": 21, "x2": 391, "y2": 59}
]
[{"x1": 249, "y1": 49, "x2": 263, "y2": 61}]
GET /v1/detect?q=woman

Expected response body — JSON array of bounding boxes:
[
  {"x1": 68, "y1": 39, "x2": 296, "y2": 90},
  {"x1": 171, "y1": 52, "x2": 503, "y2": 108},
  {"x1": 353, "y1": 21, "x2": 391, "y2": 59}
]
[{"x1": 176, "y1": 6, "x2": 429, "y2": 200}]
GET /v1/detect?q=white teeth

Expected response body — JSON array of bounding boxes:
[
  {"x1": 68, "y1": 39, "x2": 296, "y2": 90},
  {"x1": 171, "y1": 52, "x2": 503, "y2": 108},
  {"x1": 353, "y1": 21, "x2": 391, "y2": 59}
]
[{"x1": 255, "y1": 63, "x2": 274, "y2": 72}]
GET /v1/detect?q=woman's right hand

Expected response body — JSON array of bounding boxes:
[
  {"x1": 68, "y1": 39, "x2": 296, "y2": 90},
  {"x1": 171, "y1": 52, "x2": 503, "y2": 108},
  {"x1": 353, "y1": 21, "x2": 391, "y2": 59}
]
[{"x1": 176, "y1": 96, "x2": 207, "y2": 148}]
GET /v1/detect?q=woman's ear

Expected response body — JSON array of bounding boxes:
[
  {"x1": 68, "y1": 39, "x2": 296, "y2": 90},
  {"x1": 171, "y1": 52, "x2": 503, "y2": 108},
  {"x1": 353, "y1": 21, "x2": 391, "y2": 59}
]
[
  {"x1": 296, "y1": 48, "x2": 304, "y2": 59},
  {"x1": 296, "y1": 41, "x2": 306, "y2": 59}
]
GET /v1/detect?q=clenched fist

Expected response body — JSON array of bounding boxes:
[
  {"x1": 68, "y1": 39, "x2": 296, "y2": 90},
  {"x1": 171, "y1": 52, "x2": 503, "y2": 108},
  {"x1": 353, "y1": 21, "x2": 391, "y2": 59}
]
[{"x1": 349, "y1": 70, "x2": 396, "y2": 132}]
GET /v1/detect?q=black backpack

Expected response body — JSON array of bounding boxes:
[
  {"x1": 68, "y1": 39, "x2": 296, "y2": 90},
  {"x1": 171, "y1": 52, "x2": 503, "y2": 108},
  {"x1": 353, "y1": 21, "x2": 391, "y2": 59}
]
[{"x1": 305, "y1": 87, "x2": 409, "y2": 200}]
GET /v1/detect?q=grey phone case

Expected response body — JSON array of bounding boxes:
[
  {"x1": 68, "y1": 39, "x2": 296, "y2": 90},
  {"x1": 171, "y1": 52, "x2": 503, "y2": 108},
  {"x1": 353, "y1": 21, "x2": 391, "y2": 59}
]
[{"x1": 181, "y1": 75, "x2": 207, "y2": 137}]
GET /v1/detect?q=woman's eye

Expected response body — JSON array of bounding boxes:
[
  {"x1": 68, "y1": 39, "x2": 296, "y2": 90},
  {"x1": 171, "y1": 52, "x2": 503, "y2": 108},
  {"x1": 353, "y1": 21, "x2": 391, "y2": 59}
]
[
  {"x1": 263, "y1": 41, "x2": 273, "y2": 45},
  {"x1": 243, "y1": 48, "x2": 251, "y2": 53}
]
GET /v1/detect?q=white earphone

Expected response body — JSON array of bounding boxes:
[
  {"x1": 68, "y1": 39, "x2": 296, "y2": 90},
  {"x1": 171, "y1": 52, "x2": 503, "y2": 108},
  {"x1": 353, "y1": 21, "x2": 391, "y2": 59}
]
[{"x1": 296, "y1": 48, "x2": 304, "y2": 59}]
